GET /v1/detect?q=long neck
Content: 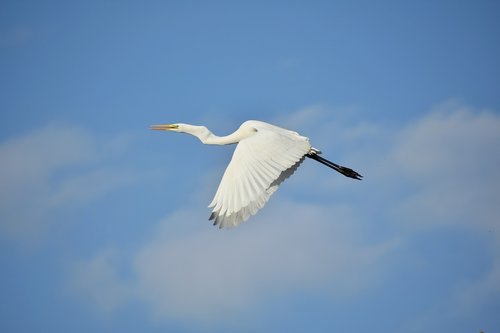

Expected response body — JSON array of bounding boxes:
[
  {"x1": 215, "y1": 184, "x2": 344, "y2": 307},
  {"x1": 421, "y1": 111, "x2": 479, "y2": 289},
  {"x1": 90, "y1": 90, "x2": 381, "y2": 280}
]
[{"x1": 181, "y1": 124, "x2": 252, "y2": 145}]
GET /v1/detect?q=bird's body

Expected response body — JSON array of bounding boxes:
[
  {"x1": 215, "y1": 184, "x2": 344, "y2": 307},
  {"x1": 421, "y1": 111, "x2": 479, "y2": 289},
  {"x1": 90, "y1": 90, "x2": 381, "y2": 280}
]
[{"x1": 151, "y1": 120, "x2": 362, "y2": 228}]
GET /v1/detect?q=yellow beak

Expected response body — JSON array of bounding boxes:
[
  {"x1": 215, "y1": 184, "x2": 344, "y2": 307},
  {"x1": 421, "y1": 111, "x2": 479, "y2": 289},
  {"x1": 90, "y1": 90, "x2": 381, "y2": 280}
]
[{"x1": 150, "y1": 124, "x2": 179, "y2": 131}]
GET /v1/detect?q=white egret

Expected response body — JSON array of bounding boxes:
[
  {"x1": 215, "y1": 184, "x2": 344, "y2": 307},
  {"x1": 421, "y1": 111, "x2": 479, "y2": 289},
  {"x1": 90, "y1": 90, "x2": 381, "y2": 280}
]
[{"x1": 151, "y1": 120, "x2": 362, "y2": 228}]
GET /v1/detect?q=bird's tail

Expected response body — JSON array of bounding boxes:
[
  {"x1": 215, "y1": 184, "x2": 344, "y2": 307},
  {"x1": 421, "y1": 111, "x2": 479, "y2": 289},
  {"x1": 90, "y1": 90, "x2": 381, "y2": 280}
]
[{"x1": 307, "y1": 151, "x2": 363, "y2": 180}]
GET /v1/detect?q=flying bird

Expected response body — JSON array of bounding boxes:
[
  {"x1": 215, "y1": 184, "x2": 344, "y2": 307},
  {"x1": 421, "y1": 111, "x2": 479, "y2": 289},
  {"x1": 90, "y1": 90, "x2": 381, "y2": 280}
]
[{"x1": 151, "y1": 120, "x2": 362, "y2": 228}]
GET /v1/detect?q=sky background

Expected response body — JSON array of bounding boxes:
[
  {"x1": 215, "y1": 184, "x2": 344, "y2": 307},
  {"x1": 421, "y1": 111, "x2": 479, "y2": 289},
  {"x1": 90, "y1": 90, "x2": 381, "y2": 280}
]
[{"x1": 1, "y1": 1, "x2": 500, "y2": 332}]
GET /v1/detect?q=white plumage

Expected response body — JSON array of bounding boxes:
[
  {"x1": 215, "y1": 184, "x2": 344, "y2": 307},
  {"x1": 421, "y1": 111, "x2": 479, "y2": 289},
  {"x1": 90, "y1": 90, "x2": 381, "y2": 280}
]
[
  {"x1": 151, "y1": 120, "x2": 361, "y2": 228},
  {"x1": 208, "y1": 121, "x2": 311, "y2": 227}
]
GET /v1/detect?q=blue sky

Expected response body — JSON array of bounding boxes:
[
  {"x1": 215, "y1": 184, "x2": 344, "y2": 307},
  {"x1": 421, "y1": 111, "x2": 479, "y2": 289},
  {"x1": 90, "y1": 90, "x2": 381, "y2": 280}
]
[{"x1": 1, "y1": 1, "x2": 500, "y2": 332}]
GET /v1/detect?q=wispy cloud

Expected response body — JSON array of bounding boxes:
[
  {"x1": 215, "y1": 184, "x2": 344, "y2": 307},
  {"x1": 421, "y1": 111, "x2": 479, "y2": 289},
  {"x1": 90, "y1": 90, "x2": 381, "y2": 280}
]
[
  {"x1": 72, "y1": 200, "x2": 397, "y2": 324},
  {"x1": 135, "y1": 201, "x2": 396, "y2": 322},
  {"x1": 387, "y1": 102, "x2": 500, "y2": 331},
  {"x1": 0, "y1": 125, "x2": 93, "y2": 239},
  {"x1": 70, "y1": 248, "x2": 133, "y2": 314},
  {"x1": 0, "y1": 124, "x2": 151, "y2": 242},
  {"x1": 391, "y1": 101, "x2": 500, "y2": 231}
]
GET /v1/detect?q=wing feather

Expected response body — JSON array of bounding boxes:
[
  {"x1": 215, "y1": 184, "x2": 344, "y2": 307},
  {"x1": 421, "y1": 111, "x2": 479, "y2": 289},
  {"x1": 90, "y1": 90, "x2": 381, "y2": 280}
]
[{"x1": 209, "y1": 121, "x2": 311, "y2": 228}]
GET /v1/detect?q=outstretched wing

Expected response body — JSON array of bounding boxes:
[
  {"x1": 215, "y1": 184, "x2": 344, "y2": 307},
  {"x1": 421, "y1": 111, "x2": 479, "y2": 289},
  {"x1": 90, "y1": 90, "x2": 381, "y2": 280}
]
[{"x1": 208, "y1": 122, "x2": 311, "y2": 228}]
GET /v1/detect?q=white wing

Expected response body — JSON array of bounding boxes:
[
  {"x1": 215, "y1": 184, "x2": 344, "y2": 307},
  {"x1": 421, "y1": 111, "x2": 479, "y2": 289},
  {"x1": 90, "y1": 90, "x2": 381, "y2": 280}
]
[{"x1": 208, "y1": 121, "x2": 311, "y2": 228}]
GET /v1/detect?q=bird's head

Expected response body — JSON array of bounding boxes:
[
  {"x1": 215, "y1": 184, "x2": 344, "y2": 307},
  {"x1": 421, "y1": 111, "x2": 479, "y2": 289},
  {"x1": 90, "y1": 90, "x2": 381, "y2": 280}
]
[{"x1": 150, "y1": 123, "x2": 211, "y2": 140}]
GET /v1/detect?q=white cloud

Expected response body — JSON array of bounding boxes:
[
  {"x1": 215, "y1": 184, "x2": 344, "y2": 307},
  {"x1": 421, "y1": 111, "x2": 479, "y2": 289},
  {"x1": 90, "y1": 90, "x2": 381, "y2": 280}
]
[
  {"x1": 70, "y1": 248, "x2": 132, "y2": 314},
  {"x1": 385, "y1": 102, "x2": 500, "y2": 328},
  {"x1": 0, "y1": 125, "x2": 93, "y2": 239},
  {"x1": 72, "y1": 200, "x2": 397, "y2": 325},
  {"x1": 391, "y1": 102, "x2": 500, "y2": 230},
  {"x1": 393, "y1": 101, "x2": 500, "y2": 181},
  {"x1": 46, "y1": 169, "x2": 144, "y2": 207},
  {"x1": 0, "y1": 124, "x2": 150, "y2": 241},
  {"x1": 134, "y1": 201, "x2": 396, "y2": 323},
  {"x1": 290, "y1": 101, "x2": 500, "y2": 232},
  {"x1": 387, "y1": 108, "x2": 500, "y2": 332}
]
